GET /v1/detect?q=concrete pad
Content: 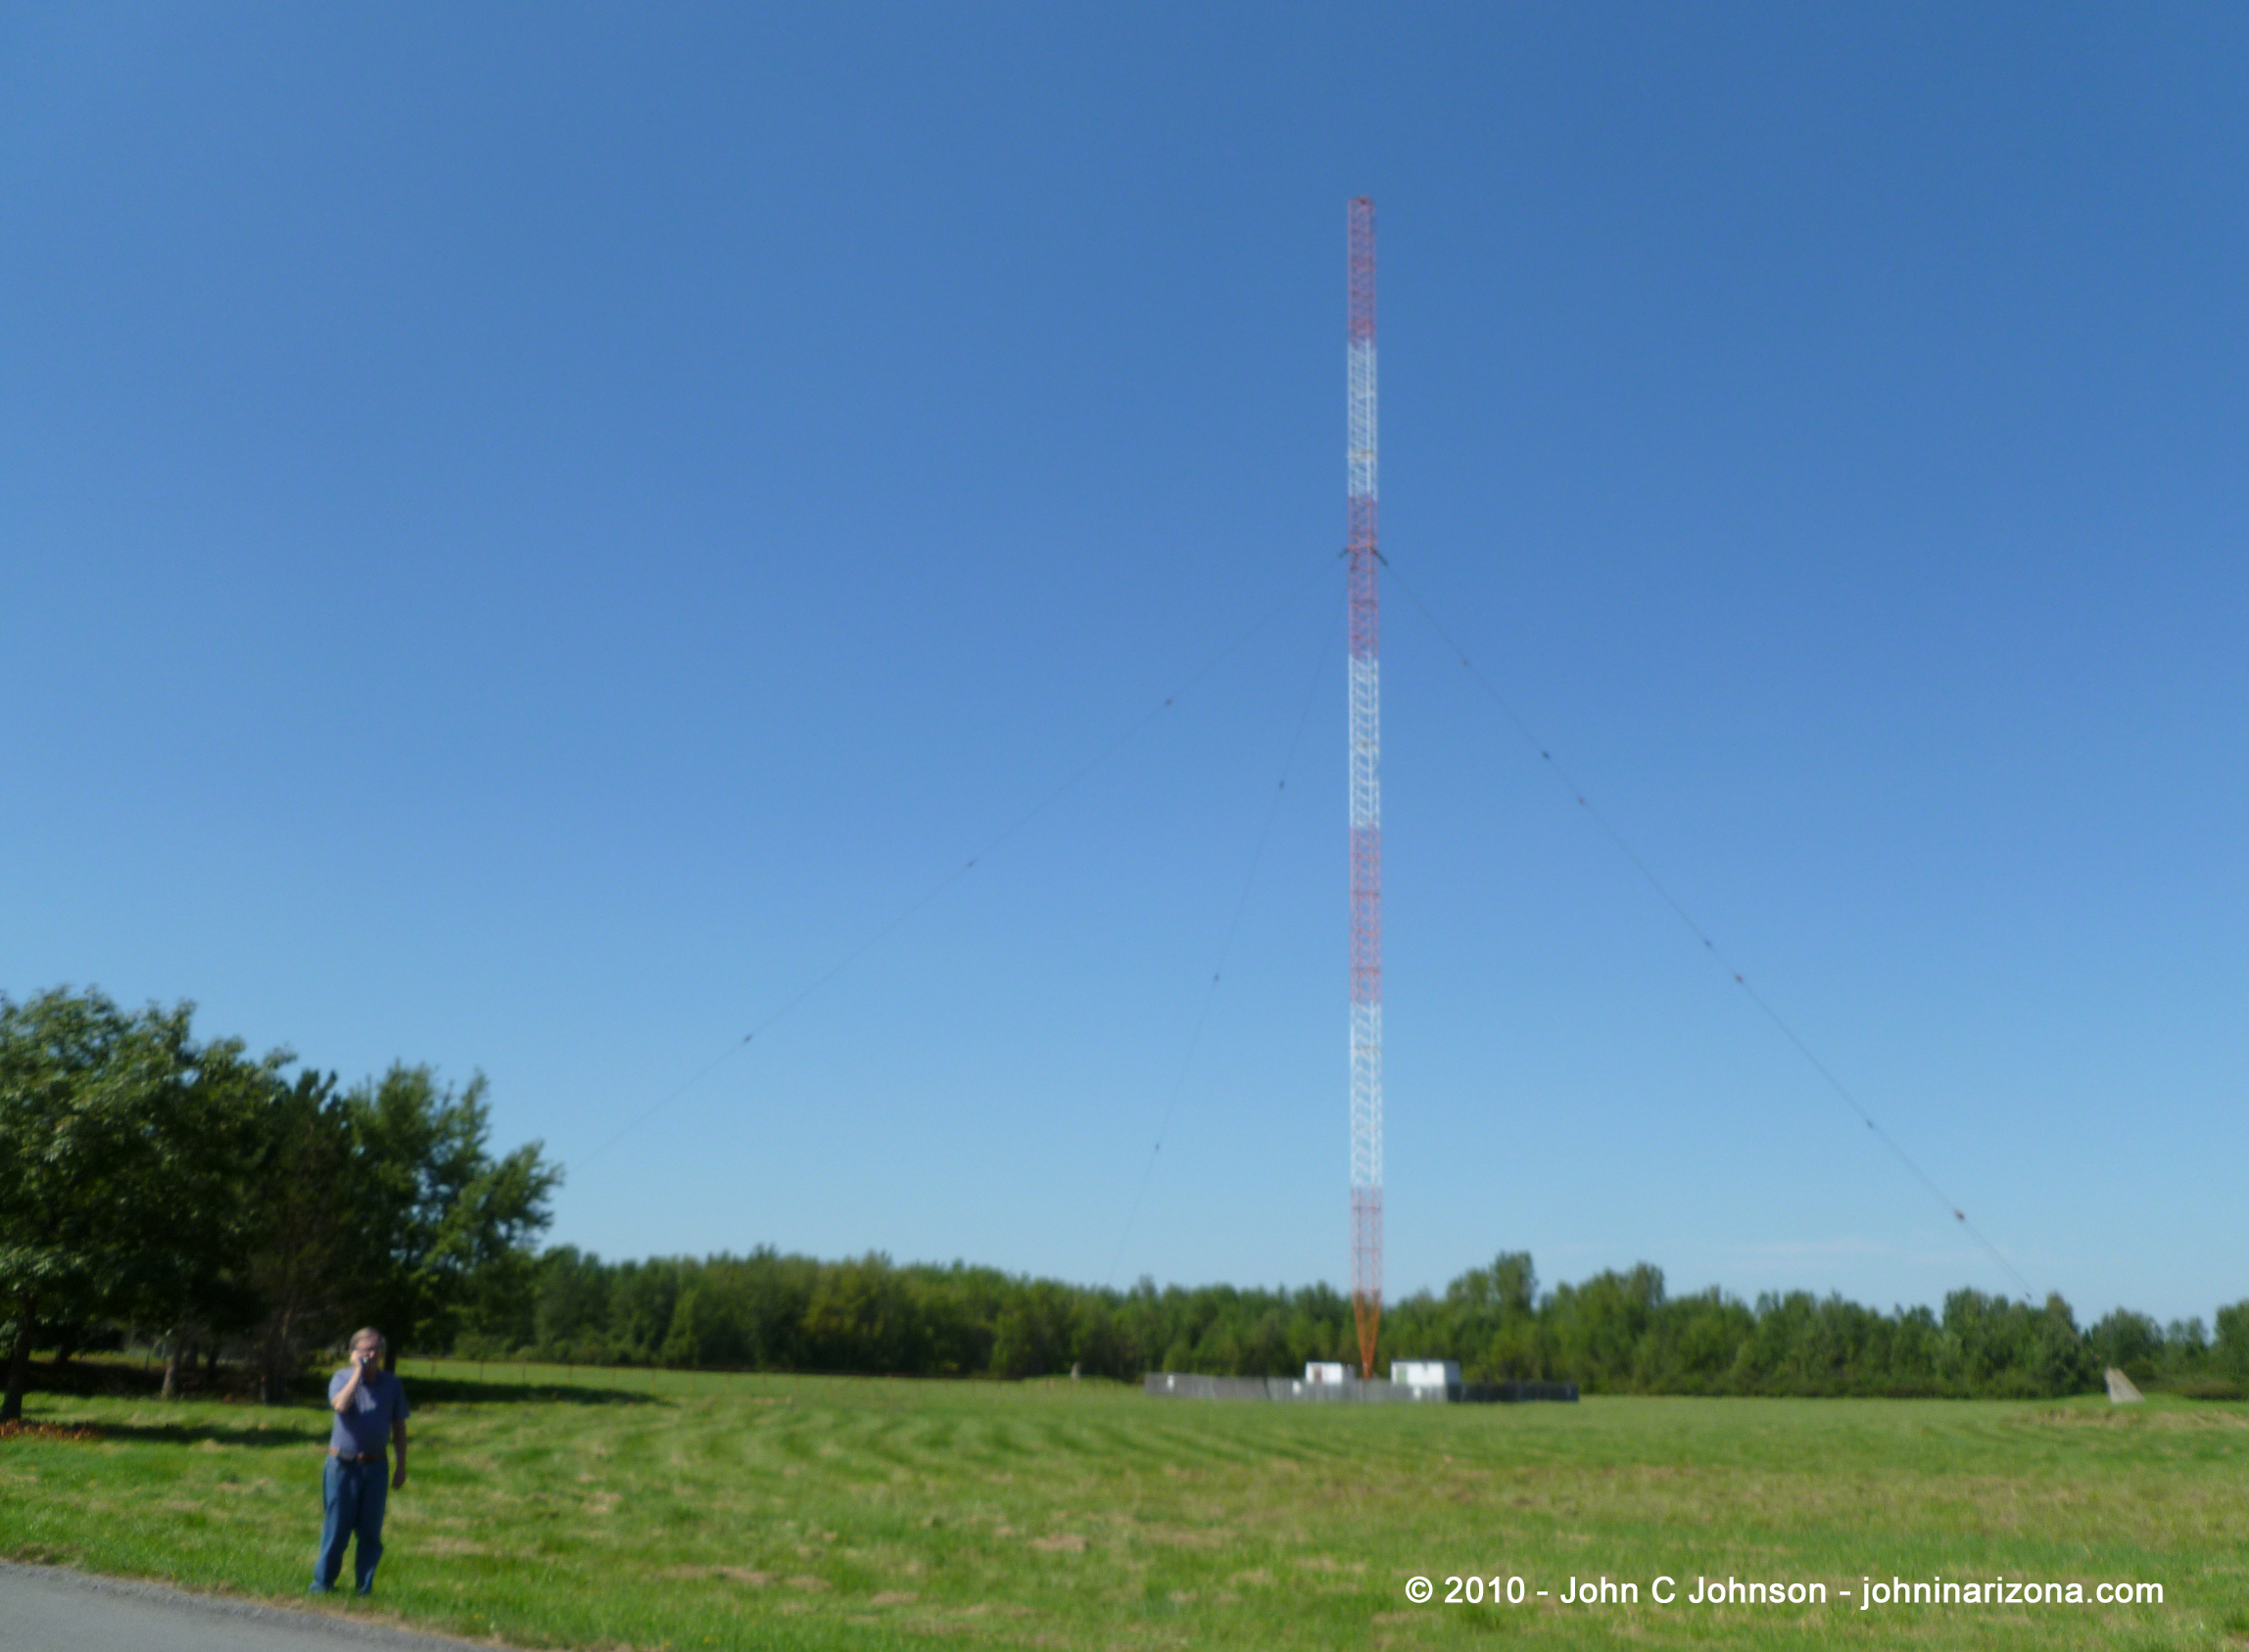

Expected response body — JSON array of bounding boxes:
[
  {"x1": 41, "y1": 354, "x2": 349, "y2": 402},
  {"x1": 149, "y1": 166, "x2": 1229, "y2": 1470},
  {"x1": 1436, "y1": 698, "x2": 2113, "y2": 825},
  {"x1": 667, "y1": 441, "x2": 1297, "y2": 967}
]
[{"x1": 2104, "y1": 1367, "x2": 2145, "y2": 1403}]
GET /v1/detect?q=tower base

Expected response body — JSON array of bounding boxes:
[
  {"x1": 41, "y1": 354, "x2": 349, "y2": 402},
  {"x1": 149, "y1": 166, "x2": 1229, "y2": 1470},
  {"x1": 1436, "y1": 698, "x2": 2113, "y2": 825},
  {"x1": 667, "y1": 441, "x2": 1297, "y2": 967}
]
[{"x1": 1143, "y1": 1373, "x2": 1578, "y2": 1404}]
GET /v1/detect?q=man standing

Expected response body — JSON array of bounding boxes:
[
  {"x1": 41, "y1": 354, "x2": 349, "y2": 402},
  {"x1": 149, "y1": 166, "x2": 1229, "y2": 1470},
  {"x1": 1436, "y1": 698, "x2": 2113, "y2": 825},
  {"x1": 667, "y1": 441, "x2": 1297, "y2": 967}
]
[{"x1": 311, "y1": 1327, "x2": 409, "y2": 1597}]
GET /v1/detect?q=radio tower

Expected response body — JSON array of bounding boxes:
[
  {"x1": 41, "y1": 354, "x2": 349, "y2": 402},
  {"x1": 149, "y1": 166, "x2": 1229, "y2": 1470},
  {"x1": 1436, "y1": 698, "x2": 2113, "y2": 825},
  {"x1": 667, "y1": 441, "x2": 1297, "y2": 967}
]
[{"x1": 1346, "y1": 199, "x2": 1384, "y2": 1380}]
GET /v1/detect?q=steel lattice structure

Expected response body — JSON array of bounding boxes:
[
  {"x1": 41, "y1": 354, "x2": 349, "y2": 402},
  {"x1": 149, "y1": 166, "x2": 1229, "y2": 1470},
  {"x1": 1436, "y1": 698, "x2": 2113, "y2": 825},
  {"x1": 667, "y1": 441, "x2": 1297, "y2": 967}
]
[{"x1": 1345, "y1": 199, "x2": 1383, "y2": 1379}]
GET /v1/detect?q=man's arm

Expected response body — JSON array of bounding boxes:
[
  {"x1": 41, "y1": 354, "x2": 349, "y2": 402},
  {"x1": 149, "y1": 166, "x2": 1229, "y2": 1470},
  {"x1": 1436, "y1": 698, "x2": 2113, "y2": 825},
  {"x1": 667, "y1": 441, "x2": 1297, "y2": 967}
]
[
  {"x1": 391, "y1": 1419, "x2": 407, "y2": 1489},
  {"x1": 332, "y1": 1344, "x2": 381, "y2": 1413},
  {"x1": 330, "y1": 1364, "x2": 365, "y2": 1414}
]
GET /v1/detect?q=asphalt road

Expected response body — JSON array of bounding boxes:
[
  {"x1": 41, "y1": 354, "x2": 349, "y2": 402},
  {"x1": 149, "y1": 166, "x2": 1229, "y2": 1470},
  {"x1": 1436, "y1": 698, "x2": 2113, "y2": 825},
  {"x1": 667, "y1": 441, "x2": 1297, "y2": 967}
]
[{"x1": 0, "y1": 1563, "x2": 477, "y2": 1652}]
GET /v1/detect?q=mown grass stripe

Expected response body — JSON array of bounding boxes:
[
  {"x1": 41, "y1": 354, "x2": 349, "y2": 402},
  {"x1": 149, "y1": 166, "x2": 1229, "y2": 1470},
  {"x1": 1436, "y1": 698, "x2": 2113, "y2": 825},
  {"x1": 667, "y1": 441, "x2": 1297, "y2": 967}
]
[{"x1": 1, "y1": 1365, "x2": 2236, "y2": 1649}]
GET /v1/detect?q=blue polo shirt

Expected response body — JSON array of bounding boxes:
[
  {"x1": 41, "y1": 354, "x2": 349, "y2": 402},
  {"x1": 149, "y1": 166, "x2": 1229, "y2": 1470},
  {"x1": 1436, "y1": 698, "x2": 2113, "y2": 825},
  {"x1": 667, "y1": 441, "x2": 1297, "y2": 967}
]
[{"x1": 327, "y1": 1367, "x2": 409, "y2": 1457}]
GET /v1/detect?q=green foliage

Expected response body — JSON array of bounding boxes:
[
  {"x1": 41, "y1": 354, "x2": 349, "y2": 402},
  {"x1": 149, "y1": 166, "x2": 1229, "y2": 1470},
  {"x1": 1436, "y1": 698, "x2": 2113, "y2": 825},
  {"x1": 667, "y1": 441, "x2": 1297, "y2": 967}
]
[
  {"x1": 243, "y1": 1070, "x2": 375, "y2": 1398},
  {"x1": 0, "y1": 987, "x2": 557, "y2": 1407},
  {"x1": 2089, "y1": 1306, "x2": 2164, "y2": 1375},
  {"x1": 0, "y1": 989, "x2": 157, "y2": 1419},
  {"x1": 0, "y1": 989, "x2": 282, "y2": 1418},
  {"x1": 2216, "y1": 1300, "x2": 2249, "y2": 1381},
  {"x1": 988, "y1": 1280, "x2": 1076, "y2": 1379},
  {"x1": 488, "y1": 1244, "x2": 2233, "y2": 1401},
  {"x1": 347, "y1": 1064, "x2": 561, "y2": 1365},
  {"x1": 800, "y1": 1252, "x2": 932, "y2": 1373},
  {"x1": 10, "y1": 993, "x2": 2236, "y2": 1414}
]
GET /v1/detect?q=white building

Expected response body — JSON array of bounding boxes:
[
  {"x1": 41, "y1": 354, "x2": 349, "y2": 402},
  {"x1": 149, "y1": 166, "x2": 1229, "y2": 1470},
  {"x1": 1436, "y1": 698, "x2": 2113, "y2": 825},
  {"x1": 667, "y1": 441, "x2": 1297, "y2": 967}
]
[
  {"x1": 1304, "y1": 1362, "x2": 1348, "y2": 1384},
  {"x1": 1390, "y1": 1359, "x2": 1461, "y2": 1390}
]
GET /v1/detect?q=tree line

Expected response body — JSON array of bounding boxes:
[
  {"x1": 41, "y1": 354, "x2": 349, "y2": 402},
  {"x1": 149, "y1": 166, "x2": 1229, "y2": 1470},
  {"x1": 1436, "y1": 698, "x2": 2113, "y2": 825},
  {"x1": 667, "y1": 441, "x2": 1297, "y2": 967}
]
[
  {"x1": 9, "y1": 987, "x2": 2245, "y2": 1411},
  {"x1": 485, "y1": 1246, "x2": 2249, "y2": 1399}
]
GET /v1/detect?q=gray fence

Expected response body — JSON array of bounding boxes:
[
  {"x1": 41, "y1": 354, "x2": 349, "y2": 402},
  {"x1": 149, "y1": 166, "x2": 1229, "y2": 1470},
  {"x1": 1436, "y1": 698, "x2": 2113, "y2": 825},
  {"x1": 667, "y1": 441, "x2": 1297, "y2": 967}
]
[{"x1": 1143, "y1": 1373, "x2": 1578, "y2": 1404}]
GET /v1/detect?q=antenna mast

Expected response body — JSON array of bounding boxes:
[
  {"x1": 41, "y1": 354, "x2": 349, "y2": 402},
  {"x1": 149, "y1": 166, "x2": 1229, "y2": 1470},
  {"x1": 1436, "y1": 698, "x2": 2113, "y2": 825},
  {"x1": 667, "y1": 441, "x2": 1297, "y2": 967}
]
[{"x1": 1346, "y1": 199, "x2": 1384, "y2": 1379}]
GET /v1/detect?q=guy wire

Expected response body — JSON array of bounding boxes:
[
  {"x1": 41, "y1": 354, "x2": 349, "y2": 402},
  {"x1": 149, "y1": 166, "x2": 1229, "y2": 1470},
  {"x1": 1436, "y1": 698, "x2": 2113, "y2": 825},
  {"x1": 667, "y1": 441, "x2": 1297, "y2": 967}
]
[
  {"x1": 1386, "y1": 562, "x2": 2037, "y2": 1304},
  {"x1": 587, "y1": 563, "x2": 1329, "y2": 1162},
  {"x1": 1109, "y1": 601, "x2": 1340, "y2": 1287}
]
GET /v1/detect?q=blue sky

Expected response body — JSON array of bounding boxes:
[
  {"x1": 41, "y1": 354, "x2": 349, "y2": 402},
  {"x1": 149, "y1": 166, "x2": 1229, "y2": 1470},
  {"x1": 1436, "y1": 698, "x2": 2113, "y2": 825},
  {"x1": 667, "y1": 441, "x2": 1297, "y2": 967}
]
[{"x1": 6, "y1": 4, "x2": 2245, "y2": 1324}]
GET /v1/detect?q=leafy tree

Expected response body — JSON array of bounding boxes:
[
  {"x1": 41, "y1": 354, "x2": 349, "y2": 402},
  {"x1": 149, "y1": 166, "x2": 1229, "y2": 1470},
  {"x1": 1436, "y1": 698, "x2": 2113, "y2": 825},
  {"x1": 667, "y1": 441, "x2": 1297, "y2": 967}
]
[
  {"x1": 0, "y1": 989, "x2": 235, "y2": 1420},
  {"x1": 1546, "y1": 1264, "x2": 1666, "y2": 1388},
  {"x1": 800, "y1": 1253, "x2": 930, "y2": 1373},
  {"x1": 99, "y1": 1022, "x2": 287, "y2": 1399},
  {"x1": 1, "y1": 989, "x2": 132, "y2": 1419},
  {"x1": 243, "y1": 1071, "x2": 382, "y2": 1400},
  {"x1": 611, "y1": 1258, "x2": 690, "y2": 1362},
  {"x1": 348, "y1": 1064, "x2": 560, "y2": 1366},
  {"x1": 1069, "y1": 1294, "x2": 1136, "y2": 1379},
  {"x1": 530, "y1": 1246, "x2": 613, "y2": 1355},
  {"x1": 1447, "y1": 1251, "x2": 1538, "y2": 1317},
  {"x1": 920, "y1": 1262, "x2": 1010, "y2": 1376},
  {"x1": 2, "y1": 994, "x2": 562, "y2": 1405},
  {"x1": 2214, "y1": 1302, "x2": 2249, "y2": 1383},
  {"x1": 989, "y1": 1280, "x2": 1076, "y2": 1378},
  {"x1": 2160, "y1": 1317, "x2": 2210, "y2": 1379},
  {"x1": 2087, "y1": 1307, "x2": 2165, "y2": 1381}
]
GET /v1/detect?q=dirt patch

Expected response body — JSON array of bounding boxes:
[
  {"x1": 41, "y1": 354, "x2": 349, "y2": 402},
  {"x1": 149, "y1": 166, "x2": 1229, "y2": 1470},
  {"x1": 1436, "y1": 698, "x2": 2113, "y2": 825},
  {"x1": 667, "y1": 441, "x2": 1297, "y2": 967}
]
[
  {"x1": 1029, "y1": 1534, "x2": 1086, "y2": 1552},
  {"x1": 0, "y1": 1422, "x2": 99, "y2": 1443},
  {"x1": 660, "y1": 1565, "x2": 771, "y2": 1585},
  {"x1": 417, "y1": 1537, "x2": 490, "y2": 1557}
]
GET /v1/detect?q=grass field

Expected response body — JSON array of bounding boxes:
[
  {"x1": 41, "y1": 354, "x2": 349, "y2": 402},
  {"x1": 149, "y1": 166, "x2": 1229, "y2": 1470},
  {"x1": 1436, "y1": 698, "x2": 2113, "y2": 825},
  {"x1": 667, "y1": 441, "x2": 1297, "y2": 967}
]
[{"x1": 3, "y1": 1359, "x2": 2246, "y2": 1650}]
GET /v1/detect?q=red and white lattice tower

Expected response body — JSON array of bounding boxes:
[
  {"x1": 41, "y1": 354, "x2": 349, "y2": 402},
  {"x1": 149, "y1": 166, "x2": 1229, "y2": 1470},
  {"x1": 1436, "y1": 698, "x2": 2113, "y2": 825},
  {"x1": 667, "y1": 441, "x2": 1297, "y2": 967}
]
[{"x1": 1345, "y1": 199, "x2": 1384, "y2": 1379}]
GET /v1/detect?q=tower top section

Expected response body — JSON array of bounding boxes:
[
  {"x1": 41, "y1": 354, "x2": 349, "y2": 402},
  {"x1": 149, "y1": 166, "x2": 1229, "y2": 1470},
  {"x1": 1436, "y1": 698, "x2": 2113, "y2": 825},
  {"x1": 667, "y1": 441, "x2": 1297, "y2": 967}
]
[{"x1": 1347, "y1": 200, "x2": 1377, "y2": 513}]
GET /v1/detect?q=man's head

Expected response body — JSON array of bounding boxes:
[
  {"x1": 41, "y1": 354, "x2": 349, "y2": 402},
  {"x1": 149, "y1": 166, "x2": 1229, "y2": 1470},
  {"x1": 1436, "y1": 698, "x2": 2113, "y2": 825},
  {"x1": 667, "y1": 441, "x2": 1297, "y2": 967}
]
[{"x1": 350, "y1": 1328, "x2": 386, "y2": 1366}]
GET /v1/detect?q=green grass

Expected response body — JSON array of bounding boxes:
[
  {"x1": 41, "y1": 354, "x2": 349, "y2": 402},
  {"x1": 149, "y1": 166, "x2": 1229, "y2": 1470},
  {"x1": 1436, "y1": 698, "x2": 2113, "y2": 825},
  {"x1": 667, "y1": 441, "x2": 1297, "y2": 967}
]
[{"x1": 5, "y1": 1358, "x2": 2247, "y2": 1649}]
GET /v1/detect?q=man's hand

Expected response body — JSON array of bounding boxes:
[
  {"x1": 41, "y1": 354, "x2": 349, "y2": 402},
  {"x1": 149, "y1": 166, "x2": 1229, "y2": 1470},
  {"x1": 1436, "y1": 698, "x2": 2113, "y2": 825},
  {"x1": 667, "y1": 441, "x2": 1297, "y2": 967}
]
[
  {"x1": 332, "y1": 1345, "x2": 377, "y2": 1413},
  {"x1": 391, "y1": 1465, "x2": 407, "y2": 1491}
]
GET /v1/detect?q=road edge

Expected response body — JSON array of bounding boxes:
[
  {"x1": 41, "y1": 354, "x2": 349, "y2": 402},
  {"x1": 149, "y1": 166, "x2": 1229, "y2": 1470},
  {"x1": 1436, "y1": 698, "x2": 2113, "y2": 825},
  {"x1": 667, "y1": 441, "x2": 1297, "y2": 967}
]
[{"x1": 0, "y1": 1559, "x2": 499, "y2": 1649}]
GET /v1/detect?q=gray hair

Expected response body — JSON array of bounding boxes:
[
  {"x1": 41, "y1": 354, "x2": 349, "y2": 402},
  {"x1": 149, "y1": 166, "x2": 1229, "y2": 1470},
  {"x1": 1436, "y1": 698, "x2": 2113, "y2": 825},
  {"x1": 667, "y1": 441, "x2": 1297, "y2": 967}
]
[{"x1": 350, "y1": 1327, "x2": 387, "y2": 1354}]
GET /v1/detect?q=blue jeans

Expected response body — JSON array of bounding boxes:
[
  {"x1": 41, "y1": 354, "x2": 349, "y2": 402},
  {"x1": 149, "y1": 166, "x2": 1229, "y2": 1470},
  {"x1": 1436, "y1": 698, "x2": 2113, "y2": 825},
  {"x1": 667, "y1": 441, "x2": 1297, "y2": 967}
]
[{"x1": 312, "y1": 1455, "x2": 388, "y2": 1594}]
